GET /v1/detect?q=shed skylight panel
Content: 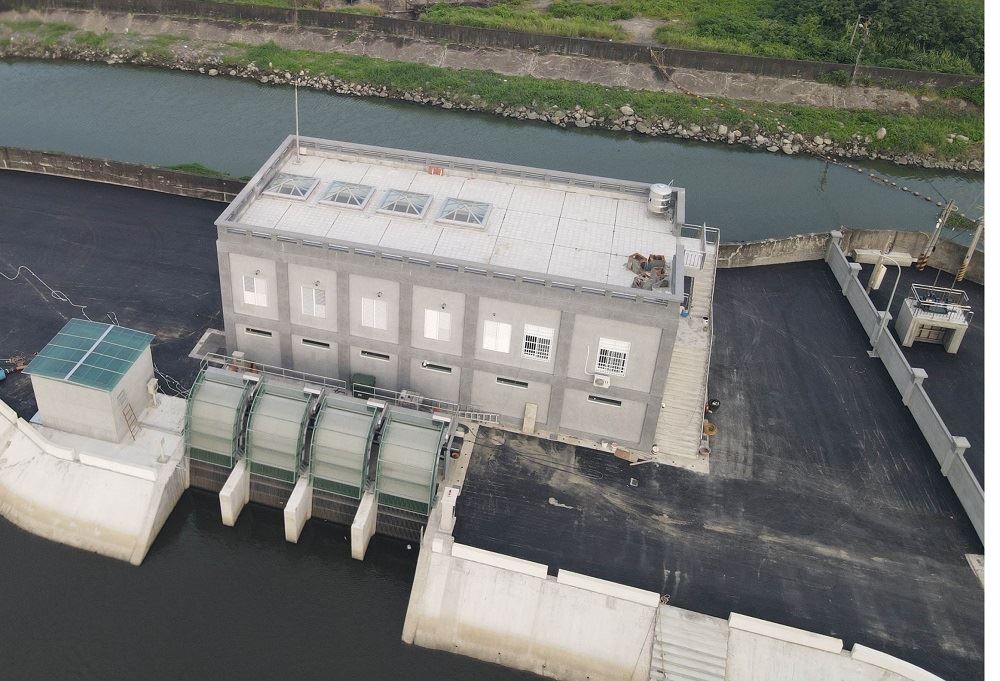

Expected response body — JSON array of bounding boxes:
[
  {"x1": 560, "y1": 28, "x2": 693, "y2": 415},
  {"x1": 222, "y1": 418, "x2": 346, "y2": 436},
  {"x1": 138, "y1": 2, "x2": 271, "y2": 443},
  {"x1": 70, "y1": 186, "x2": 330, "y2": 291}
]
[
  {"x1": 263, "y1": 173, "x2": 319, "y2": 200},
  {"x1": 319, "y1": 181, "x2": 375, "y2": 209},
  {"x1": 378, "y1": 190, "x2": 432, "y2": 218},
  {"x1": 438, "y1": 198, "x2": 490, "y2": 228}
]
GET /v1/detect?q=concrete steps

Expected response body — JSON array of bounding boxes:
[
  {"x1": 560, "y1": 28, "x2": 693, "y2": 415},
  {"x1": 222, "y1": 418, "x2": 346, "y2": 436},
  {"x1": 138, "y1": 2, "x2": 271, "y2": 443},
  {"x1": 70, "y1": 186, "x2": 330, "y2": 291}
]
[
  {"x1": 650, "y1": 606, "x2": 729, "y2": 681},
  {"x1": 654, "y1": 251, "x2": 717, "y2": 461},
  {"x1": 654, "y1": 327, "x2": 709, "y2": 459}
]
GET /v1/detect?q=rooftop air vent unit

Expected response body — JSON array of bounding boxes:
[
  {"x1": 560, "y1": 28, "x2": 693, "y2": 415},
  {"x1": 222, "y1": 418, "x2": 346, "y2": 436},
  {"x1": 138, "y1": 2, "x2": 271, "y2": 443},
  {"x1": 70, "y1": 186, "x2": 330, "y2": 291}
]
[
  {"x1": 648, "y1": 183, "x2": 674, "y2": 215},
  {"x1": 593, "y1": 374, "x2": 612, "y2": 389}
]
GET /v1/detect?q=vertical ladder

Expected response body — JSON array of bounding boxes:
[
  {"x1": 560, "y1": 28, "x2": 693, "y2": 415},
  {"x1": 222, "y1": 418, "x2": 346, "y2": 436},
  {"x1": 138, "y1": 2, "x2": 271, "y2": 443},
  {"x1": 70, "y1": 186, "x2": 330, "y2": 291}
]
[{"x1": 117, "y1": 392, "x2": 140, "y2": 440}]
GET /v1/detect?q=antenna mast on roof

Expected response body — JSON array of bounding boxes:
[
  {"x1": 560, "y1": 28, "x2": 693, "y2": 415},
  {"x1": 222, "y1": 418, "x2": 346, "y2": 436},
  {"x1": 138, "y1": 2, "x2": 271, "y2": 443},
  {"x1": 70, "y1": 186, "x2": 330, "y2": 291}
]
[{"x1": 294, "y1": 76, "x2": 301, "y2": 164}]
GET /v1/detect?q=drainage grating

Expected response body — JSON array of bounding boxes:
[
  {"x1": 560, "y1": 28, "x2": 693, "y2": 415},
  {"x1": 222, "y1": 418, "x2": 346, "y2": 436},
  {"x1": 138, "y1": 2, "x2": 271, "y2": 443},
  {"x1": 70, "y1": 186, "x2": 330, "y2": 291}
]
[
  {"x1": 249, "y1": 475, "x2": 295, "y2": 509},
  {"x1": 312, "y1": 489, "x2": 361, "y2": 527},
  {"x1": 189, "y1": 459, "x2": 232, "y2": 493},
  {"x1": 376, "y1": 507, "x2": 426, "y2": 542}
]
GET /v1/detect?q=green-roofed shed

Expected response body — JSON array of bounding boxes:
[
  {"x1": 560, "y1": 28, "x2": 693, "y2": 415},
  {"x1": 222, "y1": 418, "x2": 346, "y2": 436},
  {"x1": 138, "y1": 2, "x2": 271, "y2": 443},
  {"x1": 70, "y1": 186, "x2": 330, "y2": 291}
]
[{"x1": 25, "y1": 319, "x2": 157, "y2": 442}]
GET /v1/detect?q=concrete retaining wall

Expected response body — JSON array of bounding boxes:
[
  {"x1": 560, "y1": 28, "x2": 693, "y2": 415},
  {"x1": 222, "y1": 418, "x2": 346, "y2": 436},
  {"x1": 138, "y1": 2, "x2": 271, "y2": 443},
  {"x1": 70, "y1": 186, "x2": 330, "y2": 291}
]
[
  {"x1": 0, "y1": 146, "x2": 246, "y2": 202},
  {"x1": 824, "y1": 234, "x2": 983, "y2": 542},
  {"x1": 719, "y1": 228, "x2": 983, "y2": 285},
  {"x1": 405, "y1": 490, "x2": 951, "y2": 681},
  {"x1": 403, "y1": 509, "x2": 656, "y2": 681},
  {"x1": 0, "y1": 396, "x2": 187, "y2": 564},
  {"x1": 5, "y1": 0, "x2": 981, "y2": 87},
  {"x1": 725, "y1": 619, "x2": 945, "y2": 681}
]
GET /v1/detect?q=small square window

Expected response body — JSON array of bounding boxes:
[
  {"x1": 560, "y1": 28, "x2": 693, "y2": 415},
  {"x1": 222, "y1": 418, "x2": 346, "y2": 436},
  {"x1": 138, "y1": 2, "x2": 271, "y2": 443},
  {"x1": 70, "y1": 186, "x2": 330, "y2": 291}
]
[
  {"x1": 262, "y1": 173, "x2": 318, "y2": 200},
  {"x1": 242, "y1": 275, "x2": 268, "y2": 307},
  {"x1": 302, "y1": 286, "x2": 326, "y2": 318},
  {"x1": 361, "y1": 297, "x2": 388, "y2": 330},
  {"x1": 483, "y1": 320, "x2": 512, "y2": 353},
  {"x1": 378, "y1": 190, "x2": 432, "y2": 218},
  {"x1": 424, "y1": 309, "x2": 452, "y2": 342},
  {"x1": 596, "y1": 338, "x2": 630, "y2": 376}
]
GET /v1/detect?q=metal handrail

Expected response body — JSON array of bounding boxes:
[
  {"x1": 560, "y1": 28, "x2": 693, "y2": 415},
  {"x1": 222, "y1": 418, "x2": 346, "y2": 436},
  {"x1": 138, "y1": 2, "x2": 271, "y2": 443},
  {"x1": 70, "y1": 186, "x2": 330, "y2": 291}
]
[{"x1": 203, "y1": 352, "x2": 349, "y2": 393}]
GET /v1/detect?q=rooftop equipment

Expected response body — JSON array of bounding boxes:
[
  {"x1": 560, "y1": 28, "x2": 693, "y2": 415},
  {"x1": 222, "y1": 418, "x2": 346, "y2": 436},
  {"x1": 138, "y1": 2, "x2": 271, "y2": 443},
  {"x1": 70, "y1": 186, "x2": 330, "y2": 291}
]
[
  {"x1": 647, "y1": 183, "x2": 673, "y2": 215},
  {"x1": 309, "y1": 394, "x2": 381, "y2": 499},
  {"x1": 375, "y1": 408, "x2": 449, "y2": 515},
  {"x1": 895, "y1": 284, "x2": 972, "y2": 353}
]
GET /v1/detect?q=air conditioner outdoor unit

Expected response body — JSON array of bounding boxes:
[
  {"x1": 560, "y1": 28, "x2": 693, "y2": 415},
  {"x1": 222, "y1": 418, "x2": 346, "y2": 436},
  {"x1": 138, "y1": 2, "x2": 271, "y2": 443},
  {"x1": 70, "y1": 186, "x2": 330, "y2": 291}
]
[{"x1": 593, "y1": 374, "x2": 612, "y2": 389}]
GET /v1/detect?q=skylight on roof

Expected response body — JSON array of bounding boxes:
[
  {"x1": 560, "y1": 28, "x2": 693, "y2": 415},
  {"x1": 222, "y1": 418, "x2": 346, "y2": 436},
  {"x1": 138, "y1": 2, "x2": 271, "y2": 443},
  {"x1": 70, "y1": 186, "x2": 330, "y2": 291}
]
[
  {"x1": 319, "y1": 181, "x2": 375, "y2": 209},
  {"x1": 378, "y1": 190, "x2": 432, "y2": 218},
  {"x1": 438, "y1": 198, "x2": 491, "y2": 228},
  {"x1": 263, "y1": 173, "x2": 318, "y2": 200}
]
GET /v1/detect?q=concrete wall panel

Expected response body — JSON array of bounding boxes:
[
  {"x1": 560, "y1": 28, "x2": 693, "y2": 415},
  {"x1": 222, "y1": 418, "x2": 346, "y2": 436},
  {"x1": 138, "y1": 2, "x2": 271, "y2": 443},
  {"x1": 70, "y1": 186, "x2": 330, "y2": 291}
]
[
  {"x1": 471, "y1": 370, "x2": 551, "y2": 425},
  {"x1": 559, "y1": 388, "x2": 645, "y2": 444}
]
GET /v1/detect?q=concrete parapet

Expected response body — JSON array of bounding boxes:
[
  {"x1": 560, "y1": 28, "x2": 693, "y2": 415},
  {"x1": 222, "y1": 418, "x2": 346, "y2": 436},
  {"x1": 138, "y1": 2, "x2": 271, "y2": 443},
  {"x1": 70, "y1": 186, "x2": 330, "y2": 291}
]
[
  {"x1": 219, "y1": 459, "x2": 250, "y2": 526},
  {"x1": 284, "y1": 474, "x2": 312, "y2": 543},
  {"x1": 556, "y1": 569, "x2": 660, "y2": 607},
  {"x1": 728, "y1": 613, "x2": 843, "y2": 653},
  {"x1": 16, "y1": 418, "x2": 77, "y2": 461},
  {"x1": 452, "y1": 543, "x2": 549, "y2": 579},
  {"x1": 350, "y1": 490, "x2": 377, "y2": 560},
  {"x1": 850, "y1": 645, "x2": 946, "y2": 681}
]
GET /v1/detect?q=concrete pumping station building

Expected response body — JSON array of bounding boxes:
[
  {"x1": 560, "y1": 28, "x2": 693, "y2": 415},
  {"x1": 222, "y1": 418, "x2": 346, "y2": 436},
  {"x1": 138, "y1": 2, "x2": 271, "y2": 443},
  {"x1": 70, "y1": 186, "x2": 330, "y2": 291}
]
[{"x1": 214, "y1": 135, "x2": 719, "y2": 460}]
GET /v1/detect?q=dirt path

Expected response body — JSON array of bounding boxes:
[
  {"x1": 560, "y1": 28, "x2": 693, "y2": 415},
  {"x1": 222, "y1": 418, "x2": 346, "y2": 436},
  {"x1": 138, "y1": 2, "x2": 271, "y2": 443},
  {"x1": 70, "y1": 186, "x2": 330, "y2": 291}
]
[{"x1": 614, "y1": 16, "x2": 665, "y2": 45}]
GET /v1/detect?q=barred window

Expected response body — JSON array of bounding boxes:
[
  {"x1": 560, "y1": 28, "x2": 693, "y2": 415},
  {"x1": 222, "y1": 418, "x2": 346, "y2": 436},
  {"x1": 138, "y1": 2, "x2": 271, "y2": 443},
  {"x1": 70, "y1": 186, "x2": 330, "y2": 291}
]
[
  {"x1": 522, "y1": 324, "x2": 554, "y2": 361},
  {"x1": 596, "y1": 338, "x2": 630, "y2": 376}
]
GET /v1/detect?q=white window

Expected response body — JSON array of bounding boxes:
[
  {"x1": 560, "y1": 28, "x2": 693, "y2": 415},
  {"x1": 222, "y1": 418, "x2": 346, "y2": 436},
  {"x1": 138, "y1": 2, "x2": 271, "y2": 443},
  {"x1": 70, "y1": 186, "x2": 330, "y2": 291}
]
[
  {"x1": 596, "y1": 338, "x2": 630, "y2": 376},
  {"x1": 361, "y1": 297, "x2": 388, "y2": 330},
  {"x1": 522, "y1": 324, "x2": 554, "y2": 361},
  {"x1": 242, "y1": 275, "x2": 267, "y2": 307},
  {"x1": 482, "y1": 320, "x2": 512, "y2": 353},
  {"x1": 301, "y1": 286, "x2": 326, "y2": 318},
  {"x1": 423, "y1": 309, "x2": 452, "y2": 341}
]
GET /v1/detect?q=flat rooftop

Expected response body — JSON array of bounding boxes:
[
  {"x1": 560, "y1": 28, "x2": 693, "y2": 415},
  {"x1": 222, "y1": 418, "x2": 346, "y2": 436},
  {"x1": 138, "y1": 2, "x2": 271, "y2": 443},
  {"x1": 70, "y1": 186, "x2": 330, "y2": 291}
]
[
  {"x1": 219, "y1": 137, "x2": 702, "y2": 292},
  {"x1": 454, "y1": 261, "x2": 983, "y2": 681}
]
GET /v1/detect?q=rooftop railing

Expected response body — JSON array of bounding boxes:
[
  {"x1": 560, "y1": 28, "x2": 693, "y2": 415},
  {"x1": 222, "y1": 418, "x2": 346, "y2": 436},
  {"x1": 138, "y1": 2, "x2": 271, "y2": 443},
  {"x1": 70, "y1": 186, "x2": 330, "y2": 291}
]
[{"x1": 909, "y1": 284, "x2": 973, "y2": 325}]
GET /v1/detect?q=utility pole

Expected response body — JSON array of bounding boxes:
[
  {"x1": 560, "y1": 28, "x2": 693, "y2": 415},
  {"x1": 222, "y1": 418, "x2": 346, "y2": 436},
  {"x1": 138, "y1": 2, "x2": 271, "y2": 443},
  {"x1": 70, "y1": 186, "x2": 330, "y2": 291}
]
[
  {"x1": 850, "y1": 18, "x2": 871, "y2": 86},
  {"x1": 849, "y1": 13, "x2": 863, "y2": 46},
  {"x1": 294, "y1": 76, "x2": 301, "y2": 164},
  {"x1": 917, "y1": 200, "x2": 956, "y2": 270},
  {"x1": 953, "y1": 218, "x2": 983, "y2": 285}
]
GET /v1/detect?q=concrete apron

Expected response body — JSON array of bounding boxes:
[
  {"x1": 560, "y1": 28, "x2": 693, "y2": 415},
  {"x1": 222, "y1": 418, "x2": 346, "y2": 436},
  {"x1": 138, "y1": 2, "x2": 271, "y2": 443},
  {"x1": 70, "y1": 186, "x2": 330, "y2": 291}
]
[{"x1": 0, "y1": 397, "x2": 187, "y2": 566}]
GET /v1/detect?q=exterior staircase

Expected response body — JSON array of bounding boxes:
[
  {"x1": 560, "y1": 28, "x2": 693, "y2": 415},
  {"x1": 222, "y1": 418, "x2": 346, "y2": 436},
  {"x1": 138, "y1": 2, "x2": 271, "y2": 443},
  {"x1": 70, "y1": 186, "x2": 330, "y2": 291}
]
[
  {"x1": 650, "y1": 605, "x2": 730, "y2": 681},
  {"x1": 653, "y1": 252, "x2": 716, "y2": 461}
]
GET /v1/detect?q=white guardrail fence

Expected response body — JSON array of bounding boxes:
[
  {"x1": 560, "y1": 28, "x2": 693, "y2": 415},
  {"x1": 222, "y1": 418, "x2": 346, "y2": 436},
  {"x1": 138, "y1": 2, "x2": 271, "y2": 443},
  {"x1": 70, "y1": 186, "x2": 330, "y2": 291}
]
[{"x1": 825, "y1": 232, "x2": 983, "y2": 543}]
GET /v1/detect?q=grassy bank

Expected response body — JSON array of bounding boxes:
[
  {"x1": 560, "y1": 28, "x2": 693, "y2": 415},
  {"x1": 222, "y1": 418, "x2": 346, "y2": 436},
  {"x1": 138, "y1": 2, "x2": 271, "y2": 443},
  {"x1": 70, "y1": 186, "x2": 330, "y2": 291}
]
[
  {"x1": 0, "y1": 21, "x2": 983, "y2": 164},
  {"x1": 417, "y1": 0, "x2": 983, "y2": 75},
  {"x1": 232, "y1": 41, "x2": 982, "y2": 160}
]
